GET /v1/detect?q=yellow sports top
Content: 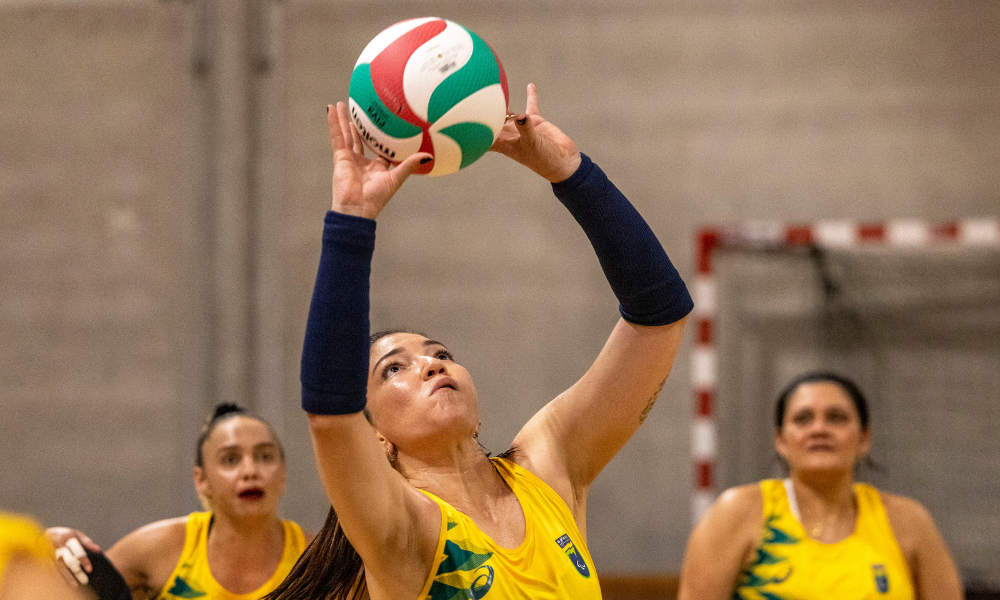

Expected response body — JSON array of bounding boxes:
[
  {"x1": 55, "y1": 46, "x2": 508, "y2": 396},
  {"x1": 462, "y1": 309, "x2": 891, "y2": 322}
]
[
  {"x1": 734, "y1": 479, "x2": 914, "y2": 600},
  {"x1": 417, "y1": 457, "x2": 602, "y2": 600},
  {"x1": 0, "y1": 512, "x2": 55, "y2": 583},
  {"x1": 154, "y1": 512, "x2": 306, "y2": 600}
]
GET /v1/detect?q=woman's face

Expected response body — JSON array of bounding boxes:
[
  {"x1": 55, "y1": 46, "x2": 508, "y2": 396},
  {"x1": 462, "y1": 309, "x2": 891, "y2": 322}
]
[
  {"x1": 366, "y1": 333, "x2": 479, "y2": 457},
  {"x1": 774, "y1": 381, "x2": 871, "y2": 477},
  {"x1": 194, "y1": 416, "x2": 287, "y2": 518}
]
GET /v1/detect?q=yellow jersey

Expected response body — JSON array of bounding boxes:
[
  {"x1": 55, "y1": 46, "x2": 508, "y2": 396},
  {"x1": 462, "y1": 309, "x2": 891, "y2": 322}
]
[
  {"x1": 417, "y1": 457, "x2": 603, "y2": 600},
  {"x1": 734, "y1": 479, "x2": 914, "y2": 600},
  {"x1": 0, "y1": 512, "x2": 55, "y2": 583},
  {"x1": 154, "y1": 512, "x2": 306, "y2": 600}
]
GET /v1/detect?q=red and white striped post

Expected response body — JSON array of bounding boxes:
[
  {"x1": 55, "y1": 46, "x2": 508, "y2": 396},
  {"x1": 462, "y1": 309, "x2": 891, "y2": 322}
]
[{"x1": 690, "y1": 218, "x2": 1000, "y2": 525}]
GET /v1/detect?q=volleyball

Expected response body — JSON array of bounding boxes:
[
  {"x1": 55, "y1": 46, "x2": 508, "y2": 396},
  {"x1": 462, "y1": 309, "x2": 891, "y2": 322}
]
[{"x1": 348, "y1": 17, "x2": 510, "y2": 177}]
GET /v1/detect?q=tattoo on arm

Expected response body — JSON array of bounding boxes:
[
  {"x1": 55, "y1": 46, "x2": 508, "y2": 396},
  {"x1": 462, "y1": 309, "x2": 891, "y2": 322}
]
[{"x1": 639, "y1": 378, "x2": 668, "y2": 424}]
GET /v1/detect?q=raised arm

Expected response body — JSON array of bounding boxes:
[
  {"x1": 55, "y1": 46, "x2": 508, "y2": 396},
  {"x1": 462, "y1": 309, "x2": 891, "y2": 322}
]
[
  {"x1": 492, "y1": 85, "x2": 693, "y2": 504},
  {"x1": 299, "y1": 103, "x2": 439, "y2": 594}
]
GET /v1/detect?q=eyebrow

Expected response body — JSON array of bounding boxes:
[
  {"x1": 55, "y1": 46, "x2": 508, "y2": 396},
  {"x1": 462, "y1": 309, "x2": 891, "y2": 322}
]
[
  {"x1": 371, "y1": 340, "x2": 448, "y2": 376},
  {"x1": 216, "y1": 442, "x2": 277, "y2": 454}
]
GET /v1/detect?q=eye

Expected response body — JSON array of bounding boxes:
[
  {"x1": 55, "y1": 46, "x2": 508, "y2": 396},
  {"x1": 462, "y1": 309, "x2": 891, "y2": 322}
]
[
  {"x1": 381, "y1": 362, "x2": 402, "y2": 379},
  {"x1": 826, "y1": 411, "x2": 850, "y2": 424},
  {"x1": 436, "y1": 350, "x2": 454, "y2": 361},
  {"x1": 221, "y1": 452, "x2": 240, "y2": 467},
  {"x1": 256, "y1": 449, "x2": 277, "y2": 463},
  {"x1": 791, "y1": 412, "x2": 813, "y2": 426}
]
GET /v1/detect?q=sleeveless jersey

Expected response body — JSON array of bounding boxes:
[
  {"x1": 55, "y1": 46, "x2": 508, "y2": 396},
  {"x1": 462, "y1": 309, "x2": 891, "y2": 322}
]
[
  {"x1": 734, "y1": 479, "x2": 914, "y2": 600},
  {"x1": 0, "y1": 512, "x2": 54, "y2": 582},
  {"x1": 154, "y1": 512, "x2": 306, "y2": 600},
  {"x1": 417, "y1": 457, "x2": 602, "y2": 600}
]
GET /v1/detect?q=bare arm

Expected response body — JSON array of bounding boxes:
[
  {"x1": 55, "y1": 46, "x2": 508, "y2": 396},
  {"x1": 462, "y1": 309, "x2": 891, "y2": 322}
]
[
  {"x1": 512, "y1": 317, "x2": 685, "y2": 507},
  {"x1": 677, "y1": 485, "x2": 762, "y2": 600},
  {"x1": 307, "y1": 413, "x2": 440, "y2": 593},
  {"x1": 492, "y1": 85, "x2": 691, "y2": 507},
  {"x1": 883, "y1": 494, "x2": 963, "y2": 600},
  {"x1": 299, "y1": 103, "x2": 439, "y2": 597},
  {"x1": 104, "y1": 518, "x2": 187, "y2": 599}
]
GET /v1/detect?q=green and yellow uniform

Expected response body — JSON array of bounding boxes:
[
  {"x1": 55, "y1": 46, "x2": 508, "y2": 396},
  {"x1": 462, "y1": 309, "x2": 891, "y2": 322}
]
[
  {"x1": 418, "y1": 457, "x2": 602, "y2": 600},
  {"x1": 155, "y1": 512, "x2": 306, "y2": 600},
  {"x1": 735, "y1": 479, "x2": 914, "y2": 600}
]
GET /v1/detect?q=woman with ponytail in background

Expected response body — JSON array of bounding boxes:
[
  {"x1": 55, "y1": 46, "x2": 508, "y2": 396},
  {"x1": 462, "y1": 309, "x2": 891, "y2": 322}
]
[
  {"x1": 46, "y1": 404, "x2": 311, "y2": 600},
  {"x1": 266, "y1": 84, "x2": 692, "y2": 600}
]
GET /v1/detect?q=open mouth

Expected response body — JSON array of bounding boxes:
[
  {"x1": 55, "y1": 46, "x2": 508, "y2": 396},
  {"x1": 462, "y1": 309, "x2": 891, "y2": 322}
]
[
  {"x1": 239, "y1": 488, "x2": 265, "y2": 501},
  {"x1": 432, "y1": 378, "x2": 458, "y2": 394}
]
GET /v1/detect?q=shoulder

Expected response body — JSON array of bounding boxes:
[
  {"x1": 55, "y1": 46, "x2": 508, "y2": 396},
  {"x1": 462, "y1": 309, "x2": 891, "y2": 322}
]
[
  {"x1": 879, "y1": 491, "x2": 938, "y2": 548},
  {"x1": 106, "y1": 516, "x2": 188, "y2": 571},
  {"x1": 709, "y1": 484, "x2": 764, "y2": 524},
  {"x1": 689, "y1": 484, "x2": 763, "y2": 547}
]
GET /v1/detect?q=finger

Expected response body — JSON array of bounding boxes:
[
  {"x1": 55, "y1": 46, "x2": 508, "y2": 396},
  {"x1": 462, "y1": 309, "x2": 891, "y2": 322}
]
[
  {"x1": 65, "y1": 538, "x2": 93, "y2": 573},
  {"x1": 392, "y1": 152, "x2": 433, "y2": 183},
  {"x1": 525, "y1": 83, "x2": 539, "y2": 115},
  {"x1": 350, "y1": 118, "x2": 365, "y2": 155},
  {"x1": 76, "y1": 533, "x2": 101, "y2": 554},
  {"x1": 513, "y1": 111, "x2": 536, "y2": 144},
  {"x1": 55, "y1": 546, "x2": 89, "y2": 586},
  {"x1": 327, "y1": 104, "x2": 345, "y2": 153},
  {"x1": 337, "y1": 102, "x2": 355, "y2": 155}
]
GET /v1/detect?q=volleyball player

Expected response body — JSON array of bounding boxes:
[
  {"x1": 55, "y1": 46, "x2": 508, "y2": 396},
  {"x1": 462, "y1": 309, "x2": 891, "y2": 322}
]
[
  {"x1": 47, "y1": 404, "x2": 312, "y2": 600},
  {"x1": 264, "y1": 83, "x2": 693, "y2": 599},
  {"x1": 678, "y1": 371, "x2": 963, "y2": 600}
]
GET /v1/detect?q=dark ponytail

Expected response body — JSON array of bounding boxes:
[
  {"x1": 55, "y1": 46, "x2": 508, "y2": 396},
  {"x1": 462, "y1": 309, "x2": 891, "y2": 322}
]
[{"x1": 262, "y1": 506, "x2": 367, "y2": 600}]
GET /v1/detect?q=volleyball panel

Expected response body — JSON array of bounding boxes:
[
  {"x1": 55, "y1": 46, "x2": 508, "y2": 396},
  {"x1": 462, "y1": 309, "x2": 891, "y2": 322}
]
[
  {"x1": 347, "y1": 97, "x2": 423, "y2": 162},
  {"x1": 355, "y1": 17, "x2": 441, "y2": 66},
  {"x1": 402, "y1": 21, "x2": 476, "y2": 123}
]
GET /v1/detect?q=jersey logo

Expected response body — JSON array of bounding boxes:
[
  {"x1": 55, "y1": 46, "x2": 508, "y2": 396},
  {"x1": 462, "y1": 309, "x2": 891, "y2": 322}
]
[
  {"x1": 555, "y1": 534, "x2": 591, "y2": 578},
  {"x1": 165, "y1": 576, "x2": 206, "y2": 598},
  {"x1": 428, "y1": 533, "x2": 495, "y2": 600},
  {"x1": 873, "y1": 564, "x2": 890, "y2": 593}
]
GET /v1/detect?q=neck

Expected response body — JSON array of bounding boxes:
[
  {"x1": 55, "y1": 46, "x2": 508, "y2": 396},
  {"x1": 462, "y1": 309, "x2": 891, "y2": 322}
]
[
  {"x1": 208, "y1": 510, "x2": 283, "y2": 546},
  {"x1": 399, "y1": 438, "x2": 507, "y2": 509},
  {"x1": 790, "y1": 469, "x2": 855, "y2": 506}
]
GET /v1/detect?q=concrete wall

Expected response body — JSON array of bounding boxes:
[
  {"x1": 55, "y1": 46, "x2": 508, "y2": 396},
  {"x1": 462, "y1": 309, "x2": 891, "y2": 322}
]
[{"x1": 2, "y1": 0, "x2": 998, "y2": 574}]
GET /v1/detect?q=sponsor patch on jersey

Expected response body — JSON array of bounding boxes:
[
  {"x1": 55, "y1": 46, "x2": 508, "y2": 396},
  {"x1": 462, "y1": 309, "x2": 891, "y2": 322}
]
[
  {"x1": 555, "y1": 533, "x2": 591, "y2": 578},
  {"x1": 873, "y1": 564, "x2": 889, "y2": 593}
]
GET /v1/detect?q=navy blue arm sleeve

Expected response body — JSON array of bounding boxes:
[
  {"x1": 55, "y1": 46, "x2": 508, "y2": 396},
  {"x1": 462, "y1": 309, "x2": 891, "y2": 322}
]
[
  {"x1": 300, "y1": 211, "x2": 375, "y2": 415},
  {"x1": 552, "y1": 153, "x2": 693, "y2": 326}
]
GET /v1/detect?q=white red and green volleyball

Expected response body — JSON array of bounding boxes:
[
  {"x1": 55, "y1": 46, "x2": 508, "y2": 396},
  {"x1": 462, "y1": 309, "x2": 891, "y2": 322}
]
[{"x1": 348, "y1": 17, "x2": 510, "y2": 177}]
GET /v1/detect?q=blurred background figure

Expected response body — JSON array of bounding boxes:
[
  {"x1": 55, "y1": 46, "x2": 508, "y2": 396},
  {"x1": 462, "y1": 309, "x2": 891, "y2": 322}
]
[
  {"x1": 678, "y1": 372, "x2": 962, "y2": 600},
  {"x1": 45, "y1": 405, "x2": 310, "y2": 599}
]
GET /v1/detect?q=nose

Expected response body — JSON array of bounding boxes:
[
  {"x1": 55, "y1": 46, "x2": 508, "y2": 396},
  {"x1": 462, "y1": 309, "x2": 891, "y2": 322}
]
[
  {"x1": 240, "y1": 455, "x2": 260, "y2": 479},
  {"x1": 420, "y1": 355, "x2": 448, "y2": 380}
]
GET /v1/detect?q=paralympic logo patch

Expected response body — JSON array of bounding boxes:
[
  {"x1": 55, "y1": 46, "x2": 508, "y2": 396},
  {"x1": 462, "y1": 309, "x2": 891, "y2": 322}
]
[{"x1": 555, "y1": 534, "x2": 591, "y2": 578}]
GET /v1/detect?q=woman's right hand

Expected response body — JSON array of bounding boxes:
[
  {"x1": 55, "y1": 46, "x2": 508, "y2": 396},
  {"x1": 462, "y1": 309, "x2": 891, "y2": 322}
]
[
  {"x1": 327, "y1": 102, "x2": 431, "y2": 220},
  {"x1": 44, "y1": 527, "x2": 100, "y2": 587}
]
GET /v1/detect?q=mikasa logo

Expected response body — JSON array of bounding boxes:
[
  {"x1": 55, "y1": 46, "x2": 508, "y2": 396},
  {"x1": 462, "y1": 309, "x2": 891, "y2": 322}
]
[{"x1": 350, "y1": 104, "x2": 397, "y2": 159}]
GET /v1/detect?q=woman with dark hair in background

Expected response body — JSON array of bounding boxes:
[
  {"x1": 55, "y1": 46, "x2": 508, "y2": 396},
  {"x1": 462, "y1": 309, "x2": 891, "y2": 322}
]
[
  {"x1": 265, "y1": 83, "x2": 692, "y2": 600},
  {"x1": 46, "y1": 404, "x2": 311, "y2": 600},
  {"x1": 677, "y1": 371, "x2": 963, "y2": 600}
]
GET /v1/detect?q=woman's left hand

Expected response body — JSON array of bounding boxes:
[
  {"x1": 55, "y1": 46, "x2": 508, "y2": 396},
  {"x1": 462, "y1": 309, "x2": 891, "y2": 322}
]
[{"x1": 490, "y1": 83, "x2": 581, "y2": 183}]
